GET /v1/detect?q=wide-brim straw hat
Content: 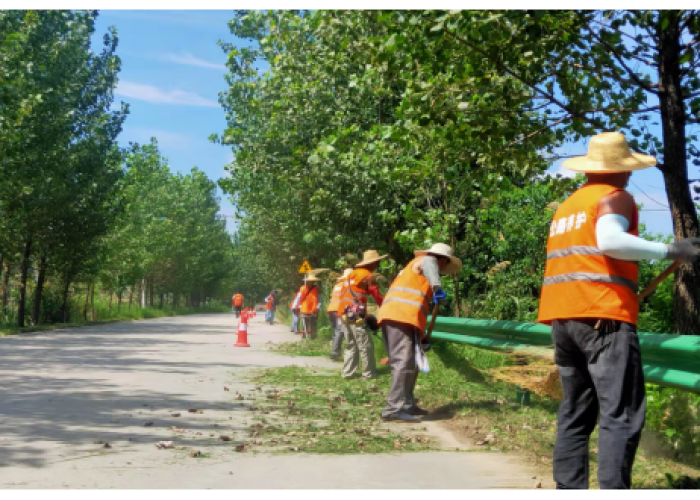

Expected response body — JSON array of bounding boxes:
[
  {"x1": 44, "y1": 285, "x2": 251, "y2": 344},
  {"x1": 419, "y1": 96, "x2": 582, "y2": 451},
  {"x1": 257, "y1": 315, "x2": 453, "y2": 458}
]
[
  {"x1": 415, "y1": 243, "x2": 463, "y2": 275},
  {"x1": 336, "y1": 268, "x2": 353, "y2": 282},
  {"x1": 355, "y1": 250, "x2": 388, "y2": 268},
  {"x1": 562, "y1": 132, "x2": 656, "y2": 173},
  {"x1": 304, "y1": 268, "x2": 329, "y2": 282}
]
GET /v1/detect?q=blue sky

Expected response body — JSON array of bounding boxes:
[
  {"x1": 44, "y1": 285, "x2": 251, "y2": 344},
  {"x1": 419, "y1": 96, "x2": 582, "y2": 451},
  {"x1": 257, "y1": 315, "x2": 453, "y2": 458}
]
[{"x1": 92, "y1": 10, "x2": 677, "y2": 237}]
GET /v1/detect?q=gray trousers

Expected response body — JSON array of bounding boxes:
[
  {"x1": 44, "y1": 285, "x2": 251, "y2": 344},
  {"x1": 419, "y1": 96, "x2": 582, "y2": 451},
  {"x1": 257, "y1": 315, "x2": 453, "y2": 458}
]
[
  {"x1": 301, "y1": 314, "x2": 318, "y2": 339},
  {"x1": 291, "y1": 310, "x2": 300, "y2": 332},
  {"x1": 381, "y1": 320, "x2": 420, "y2": 418},
  {"x1": 340, "y1": 318, "x2": 376, "y2": 379},
  {"x1": 328, "y1": 312, "x2": 342, "y2": 356}
]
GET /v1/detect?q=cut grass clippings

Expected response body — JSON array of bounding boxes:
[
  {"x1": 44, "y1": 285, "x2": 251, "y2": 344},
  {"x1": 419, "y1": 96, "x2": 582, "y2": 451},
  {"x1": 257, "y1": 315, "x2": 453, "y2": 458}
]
[
  {"x1": 263, "y1": 328, "x2": 700, "y2": 488},
  {"x1": 244, "y1": 365, "x2": 435, "y2": 454}
]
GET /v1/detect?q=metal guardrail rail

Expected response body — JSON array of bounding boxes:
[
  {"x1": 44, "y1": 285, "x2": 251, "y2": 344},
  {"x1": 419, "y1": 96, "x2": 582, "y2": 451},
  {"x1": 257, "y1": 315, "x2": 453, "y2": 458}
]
[{"x1": 430, "y1": 317, "x2": 700, "y2": 394}]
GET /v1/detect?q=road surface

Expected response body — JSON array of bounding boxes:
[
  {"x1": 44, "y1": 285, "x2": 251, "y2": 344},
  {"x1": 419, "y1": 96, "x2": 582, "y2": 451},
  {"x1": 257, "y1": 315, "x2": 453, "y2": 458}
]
[{"x1": 0, "y1": 313, "x2": 549, "y2": 488}]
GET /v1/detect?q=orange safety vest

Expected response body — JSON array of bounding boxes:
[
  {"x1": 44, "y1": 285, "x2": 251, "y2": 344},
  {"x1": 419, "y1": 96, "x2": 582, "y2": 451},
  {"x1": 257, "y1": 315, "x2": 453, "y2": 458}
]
[
  {"x1": 300, "y1": 285, "x2": 319, "y2": 315},
  {"x1": 233, "y1": 294, "x2": 243, "y2": 307},
  {"x1": 265, "y1": 294, "x2": 275, "y2": 310},
  {"x1": 337, "y1": 268, "x2": 371, "y2": 315},
  {"x1": 538, "y1": 183, "x2": 640, "y2": 325},
  {"x1": 377, "y1": 257, "x2": 433, "y2": 331},
  {"x1": 326, "y1": 283, "x2": 342, "y2": 314}
]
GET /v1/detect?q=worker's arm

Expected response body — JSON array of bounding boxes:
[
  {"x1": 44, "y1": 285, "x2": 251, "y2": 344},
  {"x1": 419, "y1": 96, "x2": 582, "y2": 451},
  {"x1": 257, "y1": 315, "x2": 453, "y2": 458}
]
[{"x1": 596, "y1": 191, "x2": 700, "y2": 262}]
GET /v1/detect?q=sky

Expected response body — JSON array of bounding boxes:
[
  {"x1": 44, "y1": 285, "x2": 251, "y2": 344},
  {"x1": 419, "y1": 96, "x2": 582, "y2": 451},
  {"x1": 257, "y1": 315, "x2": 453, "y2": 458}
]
[{"x1": 91, "y1": 9, "x2": 679, "y2": 238}]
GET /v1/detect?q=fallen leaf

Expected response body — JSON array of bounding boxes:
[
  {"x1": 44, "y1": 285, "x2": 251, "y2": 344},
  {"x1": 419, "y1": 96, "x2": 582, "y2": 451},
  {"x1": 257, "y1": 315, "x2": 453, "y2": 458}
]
[
  {"x1": 534, "y1": 481, "x2": 542, "y2": 489},
  {"x1": 190, "y1": 450, "x2": 202, "y2": 458},
  {"x1": 195, "y1": 432, "x2": 202, "y2": 436},
  {"x1": 171, "y1": 413, "x2": 181, "y2": 417},
  {"x1": 224, "y1": 387, "x2": 230, "y2": 391},
  {"x1": 155, "y1": 441, "x2": 174, "y2": 449},
  {"x1": 187, "y1": 409, "x2": 198, "y2": 413},
  {"x1": 235, "y1": 444, "x2": 246, "y2": 452},
  {"x1": 219, "y1": 435, "x2": 231, "y2": 441},
  {"x1": 144, "y1": 422, "x2": 153, "y2": 427},
  {"x1": 103, "y1": 443, "x2": 112, "y2": 449}
]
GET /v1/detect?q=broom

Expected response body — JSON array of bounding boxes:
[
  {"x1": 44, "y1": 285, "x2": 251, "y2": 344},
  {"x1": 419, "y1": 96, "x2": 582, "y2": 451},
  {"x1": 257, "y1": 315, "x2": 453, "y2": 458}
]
[{"x1": 488, "y1": 260, "x2": 682, "y2": 400}]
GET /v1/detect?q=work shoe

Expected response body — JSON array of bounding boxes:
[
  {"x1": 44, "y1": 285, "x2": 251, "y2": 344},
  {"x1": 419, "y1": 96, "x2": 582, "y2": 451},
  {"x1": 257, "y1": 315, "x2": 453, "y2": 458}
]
[
  {"x1": 381, "y1": 412, "x2": 421, "y2": 423},
  {"x1": 407, "y1": 406, "x2": 429, "y2": 416}
]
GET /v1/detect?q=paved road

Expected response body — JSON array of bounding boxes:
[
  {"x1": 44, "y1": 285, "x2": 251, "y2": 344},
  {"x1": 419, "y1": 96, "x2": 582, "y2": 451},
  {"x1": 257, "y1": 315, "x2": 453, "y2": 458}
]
[{"x1": 0, "y1": 313, "x2": 548, "y2": 488}]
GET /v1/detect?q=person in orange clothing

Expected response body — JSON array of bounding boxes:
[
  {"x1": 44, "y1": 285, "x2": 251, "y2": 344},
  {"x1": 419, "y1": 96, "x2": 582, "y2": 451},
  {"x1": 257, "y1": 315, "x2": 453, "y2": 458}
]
[
  {"x1": 232, "y1": 291, "x2": 244, "y2": 318},
  {"x1": 538, "y1": 132, "x2": 700, "y2": 489},
  {"x1": 337, "y1": 250, "x2": 386, "y2": 379},
  {"x1": 299, "y1": 271, "x2": 324, "y2": 340},
  {"x1": 377, "y1": 243, "x2": 461, "y2": 423},
  {"x1": 264, "y1": 290, "x2": 278, "y2": 324},
  {"x1": 328, "y1": 268, "x2": 351, "y2": 360}
]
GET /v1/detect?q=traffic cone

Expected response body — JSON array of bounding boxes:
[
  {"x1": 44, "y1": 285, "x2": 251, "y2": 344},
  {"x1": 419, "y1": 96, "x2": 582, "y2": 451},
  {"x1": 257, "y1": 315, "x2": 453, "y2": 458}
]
[{"x1": 234, "y1": 310, "x2": 250, "y2": 348}]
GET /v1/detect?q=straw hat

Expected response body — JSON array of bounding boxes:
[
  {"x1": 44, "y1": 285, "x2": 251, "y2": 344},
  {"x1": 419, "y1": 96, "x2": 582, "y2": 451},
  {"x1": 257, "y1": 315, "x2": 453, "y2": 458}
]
[
  {"x1": 354, "y1": 250, "x2": 388, "y2": 268},
  {"x1": 562, "y1": 132, "x2": 656, "y2": 173},
  {"x1": 415, "y1": 243, "x2": 462, "y2": 275},
  {"x1": 304, "y1": 268, "x2": 329, "y2": 282},
  {"x1": 336, "y1": 268, "x2": 353, "y2": 282}
]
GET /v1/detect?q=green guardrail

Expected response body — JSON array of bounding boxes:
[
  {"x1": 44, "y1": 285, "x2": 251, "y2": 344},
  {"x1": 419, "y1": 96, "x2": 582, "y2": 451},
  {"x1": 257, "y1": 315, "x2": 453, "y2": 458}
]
[{"x1": 430, "y1": 317, "x2": 700, "y2": 394}]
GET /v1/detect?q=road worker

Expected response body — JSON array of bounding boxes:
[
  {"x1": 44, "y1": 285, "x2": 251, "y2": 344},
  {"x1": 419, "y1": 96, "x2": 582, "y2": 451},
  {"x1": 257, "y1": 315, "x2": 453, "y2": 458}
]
[
  {"x1": 328, "y1": 268, "x2": 351, "y2": 360},
  {"x1": 538, "y1": 132, "x2": 700, "y2": 489},
  {"x1": 232, "y1": 291, "x2": 244, "y2": 318},
  {"x1": 377, "y1": 243, "x2": 460, "y2": 423},
  {"x1": 264, "y1": 290, "x2": 278, "y2": 324},
  {"x1": 290, "y1": 288, "x2": 302, "y2": 333},
  {"x1": 299, "y1": 271, "x2": 324, "y2": 340},
  {"x1": 337, "y1": 250, "x2": 386, "y2": 379}
]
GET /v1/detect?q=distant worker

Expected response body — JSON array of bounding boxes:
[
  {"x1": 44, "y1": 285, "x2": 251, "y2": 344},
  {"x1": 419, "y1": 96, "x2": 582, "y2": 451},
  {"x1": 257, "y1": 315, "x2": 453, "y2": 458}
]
[
  {"x1": 337, "y1": 250, "x2": 386, "y2": 379},
  {"x1": 232, "y1": 291, "x2": 244, "y2": 318},
  {"x1": 264, "y1": 290, "x2": 278, "y2": 324},
  {"x1": 377, "y1": 243, "x2": 460, "y2": 423},
  {"x1": 538, "y1": 132, "x2": 700, "y2": 489},
  {"x1": 290, "y1": 287, "x2": 303, "y2": 333},
  {"x1": 328, "y1": 268, "x2": 351, "y2": 360},
  {"x1": 299, "y1": 271, "x2": 323, "y2": 340}
]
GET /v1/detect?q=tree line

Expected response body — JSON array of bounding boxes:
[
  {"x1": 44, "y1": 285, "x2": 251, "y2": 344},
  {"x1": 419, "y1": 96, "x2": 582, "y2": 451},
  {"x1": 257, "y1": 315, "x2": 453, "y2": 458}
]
[
  {"x1": 0, "y1": 11, "x2": 235, "y2": 328},
  {"x1": 216, "y1": 10, "x2": 700, "y2": 334}
]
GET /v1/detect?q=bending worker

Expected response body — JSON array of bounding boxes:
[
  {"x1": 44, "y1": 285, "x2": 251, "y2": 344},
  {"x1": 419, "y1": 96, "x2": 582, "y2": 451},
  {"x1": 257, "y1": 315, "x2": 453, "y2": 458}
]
[
  {"x1": 377, "y1": 243, "x2": 460, "y2": 423},
  {"x1": 337, "y1": 250, "x2": 386, "y2": 379},
  {"x1": 232, "y1": 291, "x2": 244, "y2": 318},
  {"x1": 328, "y1": 268, "x2": 351, "y2": 360},
  {"x1": 538, "y1": 132, "x2": 700, "y2": 489}
]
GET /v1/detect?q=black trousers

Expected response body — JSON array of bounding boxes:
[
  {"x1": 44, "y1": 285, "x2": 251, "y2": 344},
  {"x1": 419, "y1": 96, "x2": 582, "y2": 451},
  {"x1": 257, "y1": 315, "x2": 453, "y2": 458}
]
[{"x1": 552, "y1": 319, "x2": 646, "y2": 489}]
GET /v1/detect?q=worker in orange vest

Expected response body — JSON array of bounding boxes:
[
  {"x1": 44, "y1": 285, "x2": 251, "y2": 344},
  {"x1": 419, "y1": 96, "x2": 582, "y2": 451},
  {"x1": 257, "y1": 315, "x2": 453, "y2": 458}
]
[
  {"x1": 264, "y1": 290, "x2": 278, "y2": 324},
  {"x1": 299, "y1": 270, "x2": 324, "y2": 340},
  {"x1": 538, "y1": 132, "x2": 700, "y2": 489},
  {"x1": 377, "y1": 243, "x2": 461, "y2": 423},
  {"x1": 328, "y1": 268, "x2": 351, "y2": 360},
  {"x1": 232, "y1": 291, "x2": 244, "y2": 318},
  {"x1": 337, "y1": 250, "x2": 386, "y2": 379}
]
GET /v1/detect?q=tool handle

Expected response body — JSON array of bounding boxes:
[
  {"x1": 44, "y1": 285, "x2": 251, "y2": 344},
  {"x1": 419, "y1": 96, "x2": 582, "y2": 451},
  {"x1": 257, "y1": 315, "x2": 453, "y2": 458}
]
[
  {"x1": 638, "y1": 260, "x2": 682, "y2": 300},
  {"x1": 424, "y1": 303, "x2": 440, "y2": 343}
]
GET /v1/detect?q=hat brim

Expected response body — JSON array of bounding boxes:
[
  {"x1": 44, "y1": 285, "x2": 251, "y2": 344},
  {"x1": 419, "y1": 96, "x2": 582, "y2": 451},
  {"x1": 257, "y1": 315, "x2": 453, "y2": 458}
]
[
  {"x1": 562, "y1": 152, "x2": 656, "y2": 173},
  {"x1": 414, "y1": 250, "x2": 463, "y2": 275},
  {"x1": 354, "y1": 254, "x2": 388, "y2": 268}
]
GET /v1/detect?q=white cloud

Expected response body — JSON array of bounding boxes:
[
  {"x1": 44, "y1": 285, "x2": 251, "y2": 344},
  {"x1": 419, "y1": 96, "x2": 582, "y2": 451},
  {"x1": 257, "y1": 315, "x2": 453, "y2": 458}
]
[
  {"x1": 160, "y1": 53, "x2": 226, "y2": 71},
  {"x1": 115, "y1": 81, "x2": 219, "y2": 108}
]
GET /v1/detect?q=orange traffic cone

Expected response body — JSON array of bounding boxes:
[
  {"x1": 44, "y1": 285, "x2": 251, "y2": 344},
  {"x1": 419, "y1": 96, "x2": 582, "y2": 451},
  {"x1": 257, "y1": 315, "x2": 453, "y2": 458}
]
[{"x1": 234, "y1": 310, "x2": 250, "y2": 348}]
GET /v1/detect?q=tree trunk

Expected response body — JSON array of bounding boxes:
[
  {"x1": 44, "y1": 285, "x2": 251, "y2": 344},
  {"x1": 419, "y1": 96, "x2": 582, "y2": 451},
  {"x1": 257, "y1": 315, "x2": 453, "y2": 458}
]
[
  {"x1": 31, "y1": 254, "x2": 48, "y2": 326},
  {"x1": 150, "y1": 279, "x2": 154, "y2": 307},
  {"x1": 117, "y1": 289, "x2": 123, "y2": 313},
  {"x1": 129, "y1": 284, "x2": 134, "y2": 310},
  {"x1": 0, "y1": 254, "x2": 4, "y2": 290},
  {"x1": 83, "y1": 283, "x2": 90, "y2": 321},
  {"x1": 17, "y1": 238, "x2": 32, "y2": 328},
  {"x1": 159, "y1": 292, "x2": 164, "y2": 309},
  {"x1": 453, "y1": 275, "x2": 461, "y2": 318},
  {"x1": 90, "y1": 283, "x2": 95, "y2": 321},
  {"x1": 2, "y1": 262, "x2": 10, "y2": 314},
  {"x1": 657, "y1": 13, "x2": 700, "y2": 334},
  {"x1": 108, "y1": 290, "x2": 113, "y2": 316},
  {"x1": 61, "y1": 278, "x2": 71, "y2": 323}
]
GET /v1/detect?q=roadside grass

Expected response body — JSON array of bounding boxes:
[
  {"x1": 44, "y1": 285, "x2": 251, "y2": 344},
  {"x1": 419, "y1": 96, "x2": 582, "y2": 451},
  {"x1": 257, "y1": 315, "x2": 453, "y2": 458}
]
[
  {"x1": 264, "y1": 329, "x2": 700, "y2": 489},
  {"x1": 245, "y1": 366, "x2": 435, "y2": 454},
  {"x1": 0, "y1": 304, "x2": 231, "y2": 337}
]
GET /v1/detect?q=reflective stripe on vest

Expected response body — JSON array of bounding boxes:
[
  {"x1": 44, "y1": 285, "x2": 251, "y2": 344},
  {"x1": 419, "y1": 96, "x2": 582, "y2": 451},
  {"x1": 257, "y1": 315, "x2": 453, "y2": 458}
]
[
  {"x1": 337, "y1": 268, "x2": 371, "y2": 314},
  {"x1": 377, "y1": 257, "x2": 433, "y2": 331},
  {"x1": 537, "y1": 183, "x2": 640, "y2": 325},
  {"x1": 327, "y1": 284, "x2": 342, "y2": 313}
]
